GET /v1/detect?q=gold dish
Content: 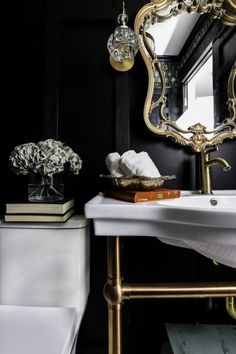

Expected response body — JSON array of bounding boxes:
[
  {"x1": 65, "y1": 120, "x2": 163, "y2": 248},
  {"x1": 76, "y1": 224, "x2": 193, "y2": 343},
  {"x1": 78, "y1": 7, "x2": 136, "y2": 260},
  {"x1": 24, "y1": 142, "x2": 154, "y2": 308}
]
[{"x1": 99, "y1": 175, "x2": 176, "y2": 191}]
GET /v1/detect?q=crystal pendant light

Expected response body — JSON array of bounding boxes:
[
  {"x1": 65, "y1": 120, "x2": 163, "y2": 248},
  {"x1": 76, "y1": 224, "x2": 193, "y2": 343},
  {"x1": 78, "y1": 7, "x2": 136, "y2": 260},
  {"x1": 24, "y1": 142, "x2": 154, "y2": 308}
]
[{"x1": 107, "y1": 2, "x2": 139, "y2": 72}]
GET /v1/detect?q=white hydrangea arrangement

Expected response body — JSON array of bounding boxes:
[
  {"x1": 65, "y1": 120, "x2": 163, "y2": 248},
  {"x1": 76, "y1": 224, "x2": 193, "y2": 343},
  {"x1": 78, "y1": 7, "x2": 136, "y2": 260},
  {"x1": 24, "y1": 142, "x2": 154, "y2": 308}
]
[{"x1": 9, "y1": 139, "x2": 82, "y2": 177}]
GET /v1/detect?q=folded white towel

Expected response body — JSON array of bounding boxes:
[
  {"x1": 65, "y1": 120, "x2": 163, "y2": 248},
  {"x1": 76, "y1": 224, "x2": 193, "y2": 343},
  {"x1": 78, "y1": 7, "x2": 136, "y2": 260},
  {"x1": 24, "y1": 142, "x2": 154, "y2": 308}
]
[
  {"x1": 120, "y1": 150, "x2": 161, "y2": 178},
  {"x1": 105, "y1": 152, "x2": 124, "y2": 177}
]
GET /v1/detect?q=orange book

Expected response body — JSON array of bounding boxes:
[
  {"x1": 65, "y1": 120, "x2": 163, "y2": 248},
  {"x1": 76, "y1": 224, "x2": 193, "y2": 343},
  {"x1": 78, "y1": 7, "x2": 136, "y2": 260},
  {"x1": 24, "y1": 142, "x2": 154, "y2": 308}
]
[{"x1": 103, "y1": 188, "x2": 180, "y2": 203}]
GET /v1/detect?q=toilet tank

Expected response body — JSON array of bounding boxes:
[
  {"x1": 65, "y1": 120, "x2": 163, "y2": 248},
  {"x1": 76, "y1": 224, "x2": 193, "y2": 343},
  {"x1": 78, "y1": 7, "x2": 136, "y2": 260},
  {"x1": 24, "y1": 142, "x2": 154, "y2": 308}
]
[{"x1": 0, "y1": 215, "x2": 90, "y2": 312}]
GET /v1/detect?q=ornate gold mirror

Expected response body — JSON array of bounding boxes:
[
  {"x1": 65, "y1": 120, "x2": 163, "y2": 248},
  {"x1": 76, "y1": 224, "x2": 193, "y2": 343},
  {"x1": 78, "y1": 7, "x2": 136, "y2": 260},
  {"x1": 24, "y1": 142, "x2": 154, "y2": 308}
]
[{"x1": 134, "y1": 0, "x2": 236, "y2": 152}]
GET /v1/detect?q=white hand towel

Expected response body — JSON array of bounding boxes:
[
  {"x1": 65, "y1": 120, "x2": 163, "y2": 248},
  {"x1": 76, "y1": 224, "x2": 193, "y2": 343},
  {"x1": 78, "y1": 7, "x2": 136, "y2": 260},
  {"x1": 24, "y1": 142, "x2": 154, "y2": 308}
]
[
  {"x1": 120, "y1": 150, "x2": 161, "y2": 178},
  {"x1": 105, "y1": 152, "x2": 124, "y2": 177},
  {"x1": 119, "y1": 150, "x2": 136, "y2": 176},
  {"x1": 135, "y1": 151, "x2": 161, "y2": 177}
]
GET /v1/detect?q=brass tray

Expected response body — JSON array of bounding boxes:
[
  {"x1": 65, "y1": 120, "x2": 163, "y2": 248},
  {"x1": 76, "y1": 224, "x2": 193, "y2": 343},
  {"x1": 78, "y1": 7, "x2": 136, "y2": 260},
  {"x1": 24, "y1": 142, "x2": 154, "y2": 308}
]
[{"x1": 99, "y1": 174, "x2": 176, "y2": 191}]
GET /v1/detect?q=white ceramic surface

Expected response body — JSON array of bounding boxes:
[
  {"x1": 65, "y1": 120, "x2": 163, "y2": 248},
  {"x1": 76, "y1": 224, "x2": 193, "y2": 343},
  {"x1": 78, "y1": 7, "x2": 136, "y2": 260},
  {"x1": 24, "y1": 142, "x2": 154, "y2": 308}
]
[
  {"x1": 84, "y1": 191, "x2": 236, "y2": 268},
  {"x1": 0, "y1": 215, "x2": 90, "y2": 354},
  {"x1": 0, "y1": 306, "x2": 78, "y2": 354},
  {"x1": 156, "y1": 193, "x2": 236, "y2": 210}
]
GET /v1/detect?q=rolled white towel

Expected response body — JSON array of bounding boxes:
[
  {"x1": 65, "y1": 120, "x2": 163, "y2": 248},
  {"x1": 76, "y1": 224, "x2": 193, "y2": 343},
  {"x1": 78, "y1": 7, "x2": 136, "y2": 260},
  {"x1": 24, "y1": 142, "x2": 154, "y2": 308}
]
[
  {"x1": 135, "y1": 151, "x2": 161, "y2": 177},
  {"x1": 120, "y1": 150, "x2": 161, "y2": 178},
  {"x1": 105, "y1": 152, "x2": 124, "y2": 177},
  {"x1": 119, "y1": 150, "x2": 136, "y2": 176}
]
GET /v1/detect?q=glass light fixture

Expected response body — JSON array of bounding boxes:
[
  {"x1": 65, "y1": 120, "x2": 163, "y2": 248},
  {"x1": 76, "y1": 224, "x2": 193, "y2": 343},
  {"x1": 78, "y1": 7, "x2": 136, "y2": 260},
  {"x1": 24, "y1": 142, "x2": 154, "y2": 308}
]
[{"x1": 107, "y1": 2, "x2": 139, "y2": 72}]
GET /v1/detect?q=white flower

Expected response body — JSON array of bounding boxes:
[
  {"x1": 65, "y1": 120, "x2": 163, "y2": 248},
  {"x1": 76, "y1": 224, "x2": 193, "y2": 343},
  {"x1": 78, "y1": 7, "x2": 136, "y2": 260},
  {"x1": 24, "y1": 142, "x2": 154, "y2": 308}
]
[{"x1": 9, "y1": 139, "x2": 82, "y2": 177}]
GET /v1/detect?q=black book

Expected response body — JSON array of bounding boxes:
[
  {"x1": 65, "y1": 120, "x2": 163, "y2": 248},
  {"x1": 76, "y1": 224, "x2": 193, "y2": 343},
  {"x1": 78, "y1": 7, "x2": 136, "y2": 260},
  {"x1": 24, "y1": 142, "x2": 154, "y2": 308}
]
[{"x1": 5, "y1": 198, "x2": 75, "y2": 215}]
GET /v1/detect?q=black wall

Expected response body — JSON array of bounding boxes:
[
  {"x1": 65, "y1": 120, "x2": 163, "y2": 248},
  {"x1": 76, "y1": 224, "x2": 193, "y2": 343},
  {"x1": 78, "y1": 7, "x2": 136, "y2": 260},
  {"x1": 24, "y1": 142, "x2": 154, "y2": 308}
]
[{"x1": 2, "y1": 2, "x2": 236, "y2": 354}]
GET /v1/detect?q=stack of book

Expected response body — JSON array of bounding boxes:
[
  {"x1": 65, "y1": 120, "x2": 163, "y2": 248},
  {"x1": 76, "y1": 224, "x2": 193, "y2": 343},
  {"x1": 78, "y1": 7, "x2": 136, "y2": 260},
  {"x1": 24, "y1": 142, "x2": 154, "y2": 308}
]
[
  {"x1": 4, "y1": 198, "x2": 75, "y2": 222},
  {"x1": 103, "y1": 188, "x2": 181, "y2": 203}
]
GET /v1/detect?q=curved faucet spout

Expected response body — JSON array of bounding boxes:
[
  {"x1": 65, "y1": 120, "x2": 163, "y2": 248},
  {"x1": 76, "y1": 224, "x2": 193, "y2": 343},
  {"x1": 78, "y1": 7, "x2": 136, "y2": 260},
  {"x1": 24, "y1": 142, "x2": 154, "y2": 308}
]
[{"x1": 206, "y1": 157, "x2": 231, "y2": 172}]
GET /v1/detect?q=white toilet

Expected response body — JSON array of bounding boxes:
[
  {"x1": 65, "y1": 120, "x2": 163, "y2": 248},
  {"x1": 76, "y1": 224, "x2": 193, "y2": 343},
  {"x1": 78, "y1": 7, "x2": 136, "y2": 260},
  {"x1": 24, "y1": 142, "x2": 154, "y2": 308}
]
[{"x1": 0, "y1": 215, "x2": 90, "y2": 354}]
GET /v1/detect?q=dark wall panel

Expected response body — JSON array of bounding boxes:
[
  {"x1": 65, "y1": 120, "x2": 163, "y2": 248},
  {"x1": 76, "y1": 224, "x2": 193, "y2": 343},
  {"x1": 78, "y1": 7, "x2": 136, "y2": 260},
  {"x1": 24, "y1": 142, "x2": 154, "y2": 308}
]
[
  {"x1": 1, "y1": 1, "x2": 45, "y2": 21},
  {"x1": 1, "y1": 24, "x2": 44, "y2": 209},
  {"x1": 59, "y1": 0, "x2": 147, "y2": 22},
  {"x1": 59, "y1": 0, "x2": 116, "y2": 21},
  {"x1": 58, "y1": 23, "x2": 115, "y2": 211}
]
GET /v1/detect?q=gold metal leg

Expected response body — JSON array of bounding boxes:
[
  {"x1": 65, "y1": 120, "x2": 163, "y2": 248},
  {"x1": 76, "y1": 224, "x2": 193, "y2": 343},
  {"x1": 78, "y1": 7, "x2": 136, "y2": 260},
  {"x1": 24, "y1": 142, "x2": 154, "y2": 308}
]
[
  {"x1": 103, "y1": 236, "x2": 236, "y2": 354},
  {"x1": 104, "y1": 236, "x2": 122, "y2": 354},
  {"x1": 108, "y1": 304, "x2": 122, "y2": 354}
]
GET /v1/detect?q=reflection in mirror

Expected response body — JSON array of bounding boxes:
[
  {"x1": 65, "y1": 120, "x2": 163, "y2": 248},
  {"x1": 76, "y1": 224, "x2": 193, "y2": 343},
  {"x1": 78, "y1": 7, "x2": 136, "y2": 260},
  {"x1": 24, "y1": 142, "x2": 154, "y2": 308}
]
[
  {"x1": 134, "y1": 0, "x2": 236, "y2": 152},
  {"x1": 147, "y1": 11, "x2": 200, "y2": 56},
  {"x1": 177, "y1": 54, "x2": 214, "y2": 136}
]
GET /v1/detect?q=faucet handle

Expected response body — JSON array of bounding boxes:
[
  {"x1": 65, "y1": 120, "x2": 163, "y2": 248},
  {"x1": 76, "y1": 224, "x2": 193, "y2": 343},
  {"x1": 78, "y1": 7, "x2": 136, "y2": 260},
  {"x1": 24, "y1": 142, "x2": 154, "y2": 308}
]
[{"x1": 203, "y1": 146, "x2": 218, "y2": 155}]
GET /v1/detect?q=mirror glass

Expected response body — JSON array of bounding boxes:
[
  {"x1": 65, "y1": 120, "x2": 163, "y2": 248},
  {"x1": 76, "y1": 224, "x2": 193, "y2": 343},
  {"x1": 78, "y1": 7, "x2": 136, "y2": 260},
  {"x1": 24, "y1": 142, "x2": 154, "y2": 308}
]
[{"x1": 135, "y1": 0, "x2": 236, "y2": 151}]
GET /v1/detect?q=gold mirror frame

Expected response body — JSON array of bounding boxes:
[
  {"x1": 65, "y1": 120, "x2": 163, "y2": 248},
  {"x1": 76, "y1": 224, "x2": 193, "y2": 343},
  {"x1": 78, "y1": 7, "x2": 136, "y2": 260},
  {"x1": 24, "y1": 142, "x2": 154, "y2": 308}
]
[{"x1": 134, "y1": 0, "x2": 236, "y2": 152}]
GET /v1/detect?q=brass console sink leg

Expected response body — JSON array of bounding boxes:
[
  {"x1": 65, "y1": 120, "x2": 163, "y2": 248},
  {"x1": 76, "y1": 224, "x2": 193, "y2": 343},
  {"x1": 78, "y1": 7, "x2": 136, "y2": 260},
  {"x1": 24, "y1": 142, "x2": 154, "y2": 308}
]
[
  {"x1": 104, "y1": 236, "x2": 122, "y2": 354},
  {"x1": 108, "y1": 304, "x2": 122, "y2": 354}
]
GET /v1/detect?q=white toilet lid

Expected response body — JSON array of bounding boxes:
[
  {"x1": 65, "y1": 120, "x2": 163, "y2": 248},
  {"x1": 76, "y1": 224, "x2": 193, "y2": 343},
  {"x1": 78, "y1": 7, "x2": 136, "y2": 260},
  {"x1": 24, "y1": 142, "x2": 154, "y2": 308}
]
[{"x1": 0, "y1": 305, "x2": 79, "y2": 354}]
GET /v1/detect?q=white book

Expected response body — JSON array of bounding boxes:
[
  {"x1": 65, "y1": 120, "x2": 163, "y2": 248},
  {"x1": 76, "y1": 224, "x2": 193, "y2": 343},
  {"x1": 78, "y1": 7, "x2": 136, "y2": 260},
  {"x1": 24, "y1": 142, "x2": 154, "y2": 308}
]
[
  {"x1": 4, "y1": 208, "x2": 75, "y2": 223},
  {"x1": 5, "y1": 198, "x2": 75, "y2": 215}
]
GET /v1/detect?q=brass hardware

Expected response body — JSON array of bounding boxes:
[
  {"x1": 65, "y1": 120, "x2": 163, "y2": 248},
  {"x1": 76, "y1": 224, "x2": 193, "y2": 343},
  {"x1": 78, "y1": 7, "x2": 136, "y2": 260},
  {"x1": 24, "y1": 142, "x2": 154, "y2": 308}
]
[
  {"x1": 134, "y1": 0, "x2": 236, "y2": 152},
  {"x1": 109, "y1": 55, "x2": 134, "y2": 72},
  {"x1": 105, "y1": 237, "x2": 122, "y2": 354},
  {"x1": 104, "y1": 282, "x2": 122, "y2": 306},
  {"x1": 104, "y1": 236, "x2": 236, "y2": 354},
  {"x1": 107, "y1": 1, "x2": 138, "y2": 72},
  {"x1": 226, "y1": 297, "x2": 236, "y2": 319},
  {"x1": 100, "y1": 174, "x2": 176, "y2": 190},
  {"x1": 222, "y1": 0, "x2": 236, "y2": 26},
  {"x1": 122, "y1": 282, "x2": 236, "y2": 299},
  {"x1": 213, "y1": 260, "x2": 220, "y2": 266},
  {"x1": 200, "y1": 147, "x2": 231, "y2": 194},
  {"x1": 108, "y1": 304, "x2": 122, "y2": 354}
]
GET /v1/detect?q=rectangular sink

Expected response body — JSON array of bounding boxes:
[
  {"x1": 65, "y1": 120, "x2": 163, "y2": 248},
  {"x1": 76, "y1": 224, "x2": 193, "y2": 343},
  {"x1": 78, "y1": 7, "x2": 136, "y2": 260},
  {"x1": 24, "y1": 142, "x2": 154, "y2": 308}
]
[{"x1": 84, "y1": 190, "x2": 236, "y2": 269}]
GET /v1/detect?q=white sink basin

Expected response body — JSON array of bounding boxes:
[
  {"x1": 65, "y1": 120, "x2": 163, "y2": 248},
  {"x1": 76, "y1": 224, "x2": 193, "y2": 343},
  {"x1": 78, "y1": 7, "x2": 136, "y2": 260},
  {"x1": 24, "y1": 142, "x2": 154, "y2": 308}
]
[
  {"x1": 84, "y1": 190, "x2": 236, "y2": 268},
  {"x1": 157, "y1": 194, "x2": 236, "y2": 210}
]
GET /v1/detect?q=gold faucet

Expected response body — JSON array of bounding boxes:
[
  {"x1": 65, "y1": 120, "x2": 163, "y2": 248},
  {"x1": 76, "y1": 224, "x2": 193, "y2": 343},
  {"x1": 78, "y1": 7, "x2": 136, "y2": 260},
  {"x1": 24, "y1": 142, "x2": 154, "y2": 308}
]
[{"x1": 200, "y1": 147, "x2": 231, "y2": 194}]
